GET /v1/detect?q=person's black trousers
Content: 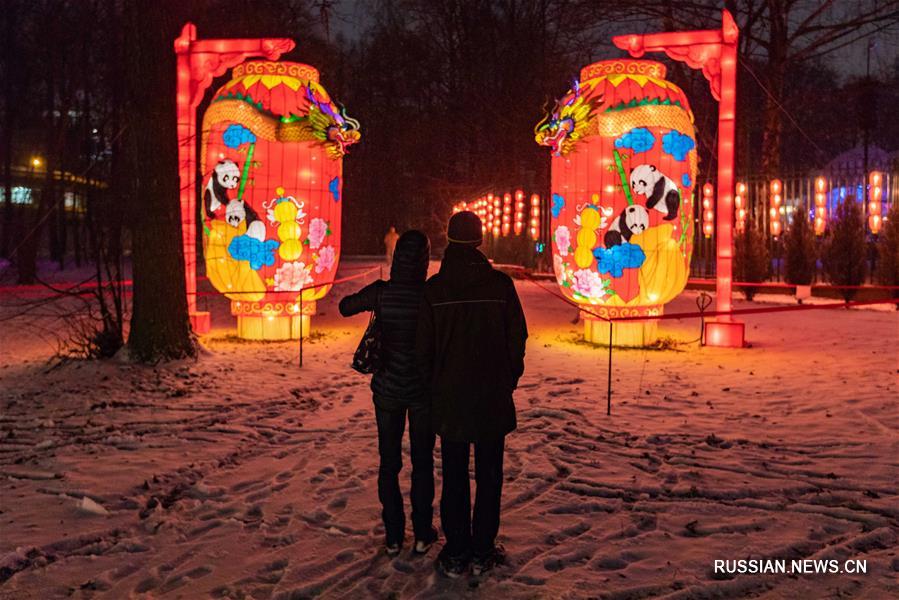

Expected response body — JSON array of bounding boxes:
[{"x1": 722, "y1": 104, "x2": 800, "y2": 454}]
[
  {"x1": 374, "y1": 404, "x2": 436, "y2": 546},
  {"x1": 439, "y1": 436, "x2": 505, "y2": 558}
]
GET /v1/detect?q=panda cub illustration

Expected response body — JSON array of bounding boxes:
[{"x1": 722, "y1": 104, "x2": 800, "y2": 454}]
[
  {"x1": 630, "y1": 164, "x2": 680, "y2": 220},
  {"x1": 604, "y1": 205, "x2": 649, "y2": 247},
  {"x1": 224, "y1": 199, "x2": 266, "y2": 242},
  {"x1": 204, "y1": 160, "x2": 241, "y2": 217}
]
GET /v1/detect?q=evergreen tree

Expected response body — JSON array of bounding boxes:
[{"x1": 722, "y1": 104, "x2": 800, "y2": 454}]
[
  {"x1": 821, "y1": 199, "x2": 867, "y2": 301},
  {"x1": 734, "y1": 224, "x2": 770, "y2": 301},
  {"x1": 784, "y1": 210, "x2": 816, "y2": 285},
  {"x1": 874, "y1": 202, "x2": 899, "y2": 304}
]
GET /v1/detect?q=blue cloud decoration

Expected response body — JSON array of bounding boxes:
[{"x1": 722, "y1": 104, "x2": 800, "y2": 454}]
[
  {"x1": 593, "y1": 243, "x2": 646, "y2": 278},
  {"x1": 551, "y1": 194, "x2": 565, "y2": 218},
  {"x1": 223, "y1": 124, "x2": 257, "y2": 149},
  {"x1": 662, "y1": 130, "x2": 695, "y2": 161},
  {"x1": 228, "y1": 235, "x2": 279, "y2": 270},
  {"x1": 614, "y1": 127, "x2": 655, "y2": 154}
]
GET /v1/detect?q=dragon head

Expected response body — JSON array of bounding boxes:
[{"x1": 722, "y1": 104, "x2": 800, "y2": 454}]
[
  {"x1": 535, "y1": 80, "x2": 600, "y2": 157},
  {"x1": 304, "y1": 82, "x2": 361, "y2": 159}
]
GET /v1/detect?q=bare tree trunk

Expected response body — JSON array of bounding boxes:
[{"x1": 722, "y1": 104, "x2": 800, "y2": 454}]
[
  {"x1": 124, "y1": 0, "x2": 195, "y2": 361},
  {"x1": 2, "y1": 2, "x2": 17, "y2": 259},
  {"x1": 759, "y1": 60, "x2": 785, "y2": 179}
]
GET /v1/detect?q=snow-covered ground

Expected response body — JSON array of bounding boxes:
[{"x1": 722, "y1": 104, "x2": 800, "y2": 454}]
[{"x1": 1, "y1": 259, "x2": 897, "y2": 599}]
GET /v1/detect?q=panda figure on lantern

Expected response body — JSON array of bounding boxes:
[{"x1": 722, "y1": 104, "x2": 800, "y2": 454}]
[
  {"x1": 536, "y1": 59, "x2": 698, "y2": 346},
  {"x1": 200, "y1": 61, "x2": 360, "y2": 340}
]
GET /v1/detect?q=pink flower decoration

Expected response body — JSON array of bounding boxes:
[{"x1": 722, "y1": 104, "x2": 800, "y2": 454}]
[
  {"x1": 572, "y1": 269, "x2": 607, "y2": 300},
  {"x1": 274, "y1": 261, "x2": 314, "y2": 292},
  {"x1": 307, "y1": 217, "x2": 328, "y2": 249},
  {"x1": 554, "y1": 225, "x2": 571, "y2": 257},
  {"x1": 315, "y1": 245, "x2": 336, "y2": 274}
]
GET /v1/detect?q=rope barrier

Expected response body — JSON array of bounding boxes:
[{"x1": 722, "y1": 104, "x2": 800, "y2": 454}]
[
  {"x1": 524, "y1": 274, "x2": 898, "y2": 324},
  {"x1": 0, "y1": 267, "x2": 381, "y2": 300}
]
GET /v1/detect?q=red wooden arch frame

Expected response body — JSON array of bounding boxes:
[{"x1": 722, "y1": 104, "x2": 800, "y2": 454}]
[
  {"x1": 174, "y1": 23, "x2": 294, "y2": 333},
  {"x1": 614, "y1": 10, "x2": 745, "y2": 347}
]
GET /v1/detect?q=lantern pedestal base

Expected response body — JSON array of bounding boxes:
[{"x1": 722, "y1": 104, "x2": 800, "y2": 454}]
[
  {"x1": 704, "y1": 320, "x2": 745, "y2": 348},
  {"x1": 236, "y1": 315, "x2": 311, "y2": 341},
  {"x1": 584, "y1": 317, "x2": 658, "y2": 347},
  {"x1": 190, "y1": 311, "x2": 211, "y2": 334}
]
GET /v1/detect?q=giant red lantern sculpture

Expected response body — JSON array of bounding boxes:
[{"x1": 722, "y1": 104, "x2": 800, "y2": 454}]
[
  {"x1": 537, "y1": 59, "x2": 698, "y2": 346},
  {"x1": 200, "y1": 61, "x2": 360, "y2": 340}
]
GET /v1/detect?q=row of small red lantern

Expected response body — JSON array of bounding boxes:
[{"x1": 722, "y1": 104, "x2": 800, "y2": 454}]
[
  {"x1": 452, "y1": 190, "x2": 541, "y2": 240},
  {"x1": 704, "y1": 172, "x2": 884, "y2": 240}
]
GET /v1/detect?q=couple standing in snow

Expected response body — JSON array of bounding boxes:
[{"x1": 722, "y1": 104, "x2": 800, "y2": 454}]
[{"x1": 339, "y1": 211, "x2": 528, "y2": 578}]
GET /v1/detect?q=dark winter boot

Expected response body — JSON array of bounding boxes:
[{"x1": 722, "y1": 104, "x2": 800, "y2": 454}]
[
  {"x1": 414, "y1": 527, "x2": 439, "y2": 555},
  {"x1": 471, "y1": 544, "x2": 506, "y2": 576},
  {"x1": 435, "y1": 547, "x2": 469, "y2": 578}
]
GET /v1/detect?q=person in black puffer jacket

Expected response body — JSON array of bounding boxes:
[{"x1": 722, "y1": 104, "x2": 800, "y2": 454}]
[
  {"x1": 339, "y1": 230, "x2": 437, "y2": 557},
  {"x1": 416, "y1": 211, "x2": 528, "y2": 578}
]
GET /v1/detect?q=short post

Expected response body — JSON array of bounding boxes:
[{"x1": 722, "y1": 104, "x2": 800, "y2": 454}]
[
  {"x1": 606, "y1": 319, "x2": 613, "y2": 416},
  {"x1": 299, "y1": 292, "x2": 304, "y2": 368}
]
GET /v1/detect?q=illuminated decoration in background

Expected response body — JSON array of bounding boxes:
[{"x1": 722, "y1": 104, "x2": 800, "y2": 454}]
[
  {"x1": 514, "y1": 189, "x2": 525, "y2": 235},
  {"x1": 814, "y1": 177, "x2": 827, "y2": 235},
  {"x1": 530, "y1": 194, "x2": 541, "y2": 240},
  {"x1": 614, "y1": 10, "x2": 744, "y2": 348},
  {"x1": 702, "y1": 183, "x2": 715, "y2": 238},
  {"x1": 536, "y1": 58, "x2": 698, "y2": 345},
  {"x1": 868, "y1": 171, "x2": 883, "y2": 234},
  {"x1": 502, "y1": 193, "x2": 512, "y2": 236},
  {"x1": 734, "y1": 181, "x2": 747, "y2": 232},
  {"x1": 200, "y1": 60, "x2": 360, "y2": 340},
  {"x1": 175, "y1": 24, "x2": 294, "y2": 333},
  {"x1": 452, "y1": 190, "x2": 542, "y2": 241},
  {"x1": 769, "y1": 179, "x2": 783, "y2": 237}
]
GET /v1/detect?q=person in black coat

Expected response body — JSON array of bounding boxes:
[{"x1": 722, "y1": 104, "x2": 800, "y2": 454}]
[
  {"x1": 338, "y1": 230, "x2": 437, "y2": 557},
  {"x1": 415, "y1": 211, "x2": 528, "y2": 577}
]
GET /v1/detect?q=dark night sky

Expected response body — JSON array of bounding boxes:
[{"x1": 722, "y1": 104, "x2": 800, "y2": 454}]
[{"x1": 329, "y1": 0, "x2": 899, "y2": 80}]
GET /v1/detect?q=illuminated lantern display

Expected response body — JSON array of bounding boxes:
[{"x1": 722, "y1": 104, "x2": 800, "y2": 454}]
[
  {"x1": 814, "y1": 176, "x2": 827, "y2": 235},
  {"x1": 529, "y1": 194, "x2": 541, "y2": 240},
  {"x1": 452, "y1": 190, "x2": 540, "y2": 240},
  {"x1": 200, "y1": 61, "x2": 360, "y2": 340},
  {"x1": 769, "y1": 179, "x2": 783, "y2": 237},
  {"x1": 702, "y1": 183, "x2": 715, "y2": 238},
  {"x1": 868, "y1": 171, "x2": 883, "y2": 234},
  {"x1": 734, "y1": 181, "x2": 747, "y2": 232},
  {"x1": 536, "y1": 59, "x2": 698, "y2": 345},
  {"x1": 514, "y1": 190, "x2": 525, "y2": 235}
]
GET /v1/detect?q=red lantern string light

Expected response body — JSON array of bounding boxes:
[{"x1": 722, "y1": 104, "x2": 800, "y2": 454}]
[
  {"x1": 868, "y1": 171, "x2": 883, "y2": 235},
  {"x1": 702, "y1": 183, "x2": 715, "y2": 238},
  {"x1": 529, "y1": 193, "x2": 541, "y2": 240},
  {"x1": 502, "y1": 193, "x2": 512, "y2": 236},
  {"x1": 814, "y1": 176, "x2": 827, "y2": 235},
  {"x1": 734, "y1": 181, "x2": 746, "y2": 233},
  {"x1": 514, "y1": 189, "x2": 525, "y2": 235},
  {"x1": 769, "y1": 179, "x2": 783, "y2": 238}
]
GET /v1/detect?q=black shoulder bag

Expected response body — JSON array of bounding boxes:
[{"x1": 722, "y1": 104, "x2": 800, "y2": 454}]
[{"x1": 351, "y1": 287, "x2": 383, "y2": 374}]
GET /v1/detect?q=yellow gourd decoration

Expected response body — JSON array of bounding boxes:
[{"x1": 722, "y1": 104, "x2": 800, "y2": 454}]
[{"x1": 575, "y1": 206, "x2": 601, "y2": 268}]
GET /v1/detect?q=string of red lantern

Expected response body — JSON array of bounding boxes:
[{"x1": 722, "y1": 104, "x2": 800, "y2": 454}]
[
  {"x1": 769, "y1": 179, "x2": 783, "y2": 238},
  {"x1": 734, "y1": 182, "x2": 747, "y2": 233},
  {"x1": 814, "y1": 176, "x2": 827, "y2": 236},
  {"x1": 452, "y1": 191, "x2": 541, "y2": 240},
  {"x1": 702, "y1": 183, "x2": 715, "y2": 238},
  {"x1": 868, "y1": 171, "x2": 883, "y2": 235}
]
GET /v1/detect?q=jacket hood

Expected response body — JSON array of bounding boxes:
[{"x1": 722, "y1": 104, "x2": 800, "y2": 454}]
[
  {"x1": 390, "y1": 230, "x2": 430, "y2": 283},
  {"x1": 439, "y1": 242, "x2": 493, "y2": 288}
]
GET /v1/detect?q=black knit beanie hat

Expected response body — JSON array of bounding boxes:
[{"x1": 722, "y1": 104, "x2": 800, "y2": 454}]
[{"x1": 447, "y1": 211, "x2": 483, "y2": 246}]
